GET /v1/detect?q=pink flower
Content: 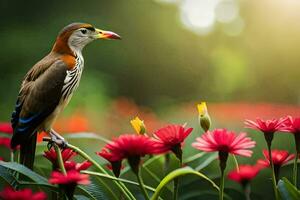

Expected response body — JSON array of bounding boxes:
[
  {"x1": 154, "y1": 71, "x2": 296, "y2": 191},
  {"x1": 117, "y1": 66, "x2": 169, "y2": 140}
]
[
  {"x1": 49, "y1": 170, "x2": 90, "y2": 185},
  {"x1": 228, "y1": 165, "x2": 260, "y2": 184},
  {"x1": 245, "y1": 118, "x2": 287, "y2": 134},
  {"x1": 97, "y1": 134, "x2": 165, "y2": 175},
  {"x1": 64, "y1": 160, "x2": 92, "y2": 171},
  {"x1": 192, "y1": 129, "x2": 256, "y2": 157},
  {"x1": 0, "y1": 123, "x2": 13, "y2": 134},
  {"x1": 43, "y1": 148, "x2": 77, "y2": 169},
  {"x1": 0, "y1": 187, "x2": 46, "y2": 200},
  {"x1": 280, "y1": 116, "x2": 300, "y2": 134},
  {"x1": 257, "y1": 149, "x2": 294, "y2": 168},
  {"x1": 154, "y1": 124, "x2": 193, "y2": 160}
]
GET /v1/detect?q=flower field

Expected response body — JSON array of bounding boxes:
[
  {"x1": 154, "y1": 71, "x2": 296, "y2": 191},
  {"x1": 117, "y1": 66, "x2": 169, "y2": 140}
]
[{"x1": 0, "y1": 101, "x2": 299, "y2": 200}]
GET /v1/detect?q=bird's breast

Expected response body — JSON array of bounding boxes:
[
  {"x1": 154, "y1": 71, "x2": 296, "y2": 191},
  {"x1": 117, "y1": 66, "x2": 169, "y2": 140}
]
[{"x1": 61, "y1": 53, "x2": 84, "y2": 101}]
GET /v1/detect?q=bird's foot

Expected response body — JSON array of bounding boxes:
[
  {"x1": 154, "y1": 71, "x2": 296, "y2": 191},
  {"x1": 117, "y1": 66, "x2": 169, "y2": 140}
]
[
  {"x1": 50, "y1": 136, "x2": 68, "y2": 148},
  {"x1": 49, "y1": 130, "x2": 68, "y2": 148}
]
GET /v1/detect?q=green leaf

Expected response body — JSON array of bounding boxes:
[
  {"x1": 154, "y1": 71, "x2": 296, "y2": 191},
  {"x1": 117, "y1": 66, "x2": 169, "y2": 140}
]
[
  {"x1": 74, "y1": 195, "x2": 91, "y2": 200},
  {"x1": 278, "y1": 178, "x2": 300, "y2": 200},
  {"x1": 183, "y1": 152, "x2": 206, "y2": 163},
  {"x1": 195, "y1": 153, "x2": 217, "y2": 171},
  {"x1": 77, "y1": 182, "x2": 110, "y2": 200},
  {"x1": 0, "y1": 161, "x2": 50, "y2": 185},
  {"x1": 0, "y1": 166, "x2": 19, "y2": 189},
  {"x1": 82, "y1": 170, "x2": 156, "y2": 192},
  {"x1": 150, "y1": 166, "x2": 219, "y2": 200}
]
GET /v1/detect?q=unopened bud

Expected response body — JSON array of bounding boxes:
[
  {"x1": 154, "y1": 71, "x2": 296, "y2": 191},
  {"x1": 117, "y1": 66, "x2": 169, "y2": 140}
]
[
  {"x1": 130, "y1": 117, "x2": 146, "y2": 135},
  {"x1": 197, "y1": 102, "x2": 211, "y2": 132}
]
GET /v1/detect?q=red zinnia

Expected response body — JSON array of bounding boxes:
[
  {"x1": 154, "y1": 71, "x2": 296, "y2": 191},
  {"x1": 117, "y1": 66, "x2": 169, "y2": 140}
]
[
  {"x1": 245, "y1": 118, "x2": 287, "y2": 134},
  {"x1": 228, "y1": 165, "x2": 260, "y2": 185},
  {"x1": 49, "y1": 170, "x2": 90, "y2": 185},
  {"x1": 280, "y1": 116, "x2": 300, "y2": 134},
  {"x1": 257, "y1": 149, "x2": 294, "y2": 168},
  {"x1": 192, "y1": 129, "x2": 255, "y2": 157},
  {"x1": 44, "y1": 148, "x2": 77, "y2": 169},
  {"x1": 0, "y1": 123, "x2": 13, "y2": 134},
  {"x1": 97, "y1": 134, "x2": 165, "y2": 175},
  {"x1": 64, "y1": 160, "x2": 92, "y2": 172},
  {"x1": 153, "y1": 124, "x2": 193, "y2": 160},
  {"x1": 0, "y1": 187, "x2": 46, "y2": 200}
]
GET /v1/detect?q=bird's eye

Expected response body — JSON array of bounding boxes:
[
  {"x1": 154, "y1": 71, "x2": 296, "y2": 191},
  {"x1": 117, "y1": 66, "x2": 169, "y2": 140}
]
[{"x1": 81, "y1": 29, "x2": 87, "y2": 34}]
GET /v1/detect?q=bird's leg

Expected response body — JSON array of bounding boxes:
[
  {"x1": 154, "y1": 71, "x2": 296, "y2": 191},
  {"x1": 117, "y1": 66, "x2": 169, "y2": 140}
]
[{"x1": 49, "y1": 129, "x2": 68, "y2": 148}]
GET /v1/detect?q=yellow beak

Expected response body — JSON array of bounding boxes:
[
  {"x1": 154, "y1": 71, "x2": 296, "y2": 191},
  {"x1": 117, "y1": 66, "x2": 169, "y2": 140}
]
[{"x1": 95, "y1": 28, "x2": 121, "y2": 40}]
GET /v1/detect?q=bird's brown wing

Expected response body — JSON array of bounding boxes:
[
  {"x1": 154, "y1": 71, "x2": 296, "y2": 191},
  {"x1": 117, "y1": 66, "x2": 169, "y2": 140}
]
[{"x1": 11, "y1": 58, "x2": 68, "y2": 147}]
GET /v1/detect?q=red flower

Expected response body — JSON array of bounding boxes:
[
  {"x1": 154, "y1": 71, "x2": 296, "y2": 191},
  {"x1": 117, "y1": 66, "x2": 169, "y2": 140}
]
[
  {"x1": 49, "y1": 170, "x2": 90, "y2": 185},
  {"x1": 43, "y1": 148, "x2": 77, "y2": 169},
  {"x1": 64, "y1": 160, "x2": 92, "y2": 171},
  {"x1": 0, "y1": 137, "x2": 11, "y2": 149},
  {"x1": 280, "y1": 116, "x2": 300, "y2": 134},
  {"x1": 154, "y1": 124, "x2": 193, "y2": 160},
  {"x1": 0, "y1": 187, "x2": 46, "y2": 200},
  {"x1": 257, "y1": 149, "x2": 294, "y2": 168},
  {"x1": 228, "y1": 165, "x2": 260, "y2": 184},
  {"x1": 192, "y1": 129, "x2": 255, "y2": 157},
  {"x1": 0, "y1": 123, "x2": 13, "y2": 134},
  {"x1": 97, "y1": 134, "x2": 165, "y2": 175},
  {"x1": 98, "y1": 134, "x2": 165, "y2": 160},
  {"x1": 245, "y1": 118, "x2": 287, "y2": 134}
]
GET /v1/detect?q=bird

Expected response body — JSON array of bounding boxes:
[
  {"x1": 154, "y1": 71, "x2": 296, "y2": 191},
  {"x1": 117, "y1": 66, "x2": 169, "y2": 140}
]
[{"x1": 10, "y1": 22, "x2": 121, "y2": 169}]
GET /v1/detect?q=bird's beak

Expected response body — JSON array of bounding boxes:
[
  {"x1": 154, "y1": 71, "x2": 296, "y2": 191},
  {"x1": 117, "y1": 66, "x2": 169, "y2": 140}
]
[{"x1": 95, "y1": 28, "x2": 121, "y2": 40}]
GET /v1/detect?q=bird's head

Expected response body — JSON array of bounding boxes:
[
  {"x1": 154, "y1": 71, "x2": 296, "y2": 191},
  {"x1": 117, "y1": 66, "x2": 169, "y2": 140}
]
[{"x1": 52, "y1": 23, "x2": 121, "y2": 55}]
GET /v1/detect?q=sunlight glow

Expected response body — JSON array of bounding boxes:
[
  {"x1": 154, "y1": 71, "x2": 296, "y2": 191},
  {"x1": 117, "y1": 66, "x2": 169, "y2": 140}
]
[{"x1": 180, "y1": 0, "x2": 220, "y2": 35}]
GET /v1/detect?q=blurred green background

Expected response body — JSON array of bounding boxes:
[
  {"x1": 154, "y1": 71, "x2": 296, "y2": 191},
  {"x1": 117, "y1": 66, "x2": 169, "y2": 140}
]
[{"x1": 1, "y1": 0, "x2": 300, "y2": 119}]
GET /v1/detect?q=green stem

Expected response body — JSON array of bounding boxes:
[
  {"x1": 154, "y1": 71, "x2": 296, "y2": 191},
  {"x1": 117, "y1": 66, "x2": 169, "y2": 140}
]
[
  {"x1": 66, "y1": 144, "x2": 135, "y2": 200},
  {"x1": 232, "y1": 155, "x2": 239, "y2": 172},
  {"x1": 136, "y1": 167, "x2": 150, "y2": 200},
  {"x1": 293, "y1": 133, "x2": 300, "y2": 188},
  {"x1": 171, "y1": 146, "x2": 183, "y2": 200},
  {"x1": 267, "y1": 144, "x2": 279, "y2": 200},
  {"x1": 53, "y1": 143, "x2": 66, "y2": 175},
  {"x1": 243, "y1": 183, "x2": 251, "y2": 200},
  {"x1": 10, "y1": 151, "x2": 14, "y2": 162},
  {"x1": 293, "y1": 152, "x2": 298, "y2": 187},
  {"x1": 173, "y1": 153, "x2": 182, "y2": 200},
  {"x1": 219, "y1": 169, "x2": 225, "y2": 200},
  {"x1": 218, "y1": 151, "x2": 228, "y2": 200}
]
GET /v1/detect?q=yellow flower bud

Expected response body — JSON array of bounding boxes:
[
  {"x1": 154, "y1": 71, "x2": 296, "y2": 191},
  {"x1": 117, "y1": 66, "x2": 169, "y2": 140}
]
[
  {"x1": 130, "y1": 117, "x2": 146, "y2": 135},
  {"x1": 197, "y1": 102, "x2": 211, "y2": 132},
  {"x1": 197, "y1": 102, "x2": 208, "y2": 117}
]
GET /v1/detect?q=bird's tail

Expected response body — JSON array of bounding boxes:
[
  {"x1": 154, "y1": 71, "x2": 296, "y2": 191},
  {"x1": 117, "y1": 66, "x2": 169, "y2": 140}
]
[{"x1": 19, "y1": 133, "x2": 37, "y2": 170}]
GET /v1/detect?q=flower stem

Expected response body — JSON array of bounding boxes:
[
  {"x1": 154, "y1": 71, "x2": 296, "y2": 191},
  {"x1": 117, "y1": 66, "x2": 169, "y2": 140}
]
[
  {"x1": 293, "y1": 133, "x2": 300, "y2": 188},
  {"x1": 218, "y1": 151, "x2": 228, "y2": 200},
  {"x1": 267, "y1": 144, "x2": 279, "y2": 200},
  {"x1": 53, "y1": 143, "x2": 66, "y2": 175},
  {"x1": 243, "y1": 183, "x2": 251, "y2": 200},
  {"x1": 10, "y1": 150, "x2": 14, "y2": 162},
  {"x1": 232, "y1": 155, "x2": 239, "y2": 172},
  {"x1": 172, "y1": 147, "x2": 182, "y2": 200},
  {"x1": 136, "y1": 167, "x2": 150, "y2": 200},
  {"x1": 66, "y1": 143, "x2": 135, "y2": 200},
  {"x1": 219, "y1": 169, "x2": 225, "y2": 200},
  {"x1": 293, "y1": 152, "x2": 298, "y2": 187}
]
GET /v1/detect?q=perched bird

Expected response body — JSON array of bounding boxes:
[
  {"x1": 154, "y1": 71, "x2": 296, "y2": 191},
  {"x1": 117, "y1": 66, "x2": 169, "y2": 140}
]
[{"x1": 10, "y1": 23, "x2": 121, "y2": 169}]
